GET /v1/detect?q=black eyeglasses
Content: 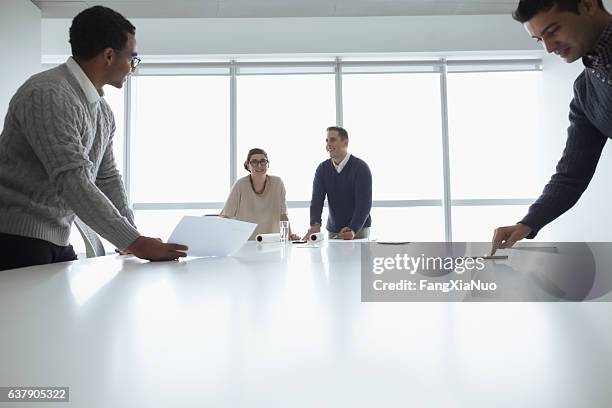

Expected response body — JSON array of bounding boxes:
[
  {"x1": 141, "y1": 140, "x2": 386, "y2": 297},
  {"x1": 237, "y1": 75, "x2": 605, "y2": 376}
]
[
  {"x1": 249, "y1": 159, "x2": 269, "y2": 167},
  {"x1": 113, "y1": 49, "x2": 141, "y2": 69},
  {"x1": 129, "y1": 56, "x2": 142, "y2": 69}
]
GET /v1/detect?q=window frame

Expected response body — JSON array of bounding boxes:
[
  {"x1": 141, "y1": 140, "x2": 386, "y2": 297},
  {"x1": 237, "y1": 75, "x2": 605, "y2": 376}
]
[{"x1": 42, "y1": 56, "x2": 543, "y2": 241}]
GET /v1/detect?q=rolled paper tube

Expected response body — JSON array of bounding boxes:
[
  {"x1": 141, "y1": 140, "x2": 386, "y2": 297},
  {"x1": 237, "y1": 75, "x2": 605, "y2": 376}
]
[
  {"x1": 310, "y1": 232, "x2": 325, "y2": 241},
  {"x1": 256, "y1": 233, "x2": 280, "y2": 243}
]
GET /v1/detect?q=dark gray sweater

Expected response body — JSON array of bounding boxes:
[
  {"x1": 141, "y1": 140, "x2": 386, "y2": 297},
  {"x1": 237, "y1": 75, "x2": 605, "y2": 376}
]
[
  {"x1": 521, "y1": 54, "x2": 612, "y2": 237},
  {"x1": 310, "y1": 155, "x2": 372, "y2": 233}
]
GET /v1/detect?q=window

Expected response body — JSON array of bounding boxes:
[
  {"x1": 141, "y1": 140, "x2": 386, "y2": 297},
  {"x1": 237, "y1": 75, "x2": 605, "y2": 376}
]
[
  {"x1": 451, "y1": 205, "x2": 530, "y2": 242},
  {"x1": 284, "y1": 207, "x2": 326, "y2": 238},
  {"x1": 447, "y1": 71, "x2": 543, "y2": 199},
  {"x1": 371, "y1": 207, "x2": 445, "y2": 241},
  {"x1": 39, "y1": 57, "x2": 543, "y2": 250},
  {"x1": 134, "y1": 209, "x2": 218, "y2": 241},
  {"x1": 343, "y1": 73, "x2": 443, "y2": 201},
  {"x1": 236, "y1": 74, "x2": 336, "y2": 201},
  {"x1": 130, "y1": 75, "x2": 230, "y2": 204}
]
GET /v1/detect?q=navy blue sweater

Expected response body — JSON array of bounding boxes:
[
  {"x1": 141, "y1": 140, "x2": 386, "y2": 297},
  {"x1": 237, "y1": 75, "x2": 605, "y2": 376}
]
[
  {"x1": 521, "y1": 42, "x2": 612, "y2": 237},
  {"x1": 309, "y1": 155, "x2": 372, "y2": 233}
]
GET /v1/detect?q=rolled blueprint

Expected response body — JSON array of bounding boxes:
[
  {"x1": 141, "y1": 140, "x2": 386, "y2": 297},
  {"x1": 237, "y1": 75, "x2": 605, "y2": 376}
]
[
  {"x1": 309, "y1": 232, "x2": 325, "y2": 242},
  {"x1": 256, "y1": 233, "x2": 280, "y2": 243}
]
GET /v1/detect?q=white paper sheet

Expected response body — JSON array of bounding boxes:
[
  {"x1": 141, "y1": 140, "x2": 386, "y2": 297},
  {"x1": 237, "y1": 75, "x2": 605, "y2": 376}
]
[{"x1": 168, "y1": 216, "x2": 257, "y2": 257}]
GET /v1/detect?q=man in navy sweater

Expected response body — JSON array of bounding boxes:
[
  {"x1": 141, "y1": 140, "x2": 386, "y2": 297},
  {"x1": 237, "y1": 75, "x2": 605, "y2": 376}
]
[
  {"x1": 304, "y1": 126, "x2": 372, "y2": 240},
  {"x1": 492, "y1": 0, "x2": 612, "y2": 254}
]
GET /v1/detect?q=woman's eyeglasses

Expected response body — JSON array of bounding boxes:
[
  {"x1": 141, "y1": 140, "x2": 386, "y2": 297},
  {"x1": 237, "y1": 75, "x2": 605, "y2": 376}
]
[{"x1": 249, "y1": 159, "x2": 269, "y2": 167}]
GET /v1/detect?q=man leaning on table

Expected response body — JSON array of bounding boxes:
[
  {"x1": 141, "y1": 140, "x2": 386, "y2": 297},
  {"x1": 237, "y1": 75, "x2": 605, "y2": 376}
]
[
  {"x1": 304, "y1": 126, "x2": 372, "y2": 240},
  {"x1": 491, "y1": 0, "x2": 612, "y2": 254},
  {"x1": 0, "y1": 6, "x2": 187, "y2": 271}
]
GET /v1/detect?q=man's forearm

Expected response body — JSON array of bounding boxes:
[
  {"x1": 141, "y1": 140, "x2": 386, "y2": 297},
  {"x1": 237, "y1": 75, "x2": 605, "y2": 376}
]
[
  {"x1": 349, "y1": 205, "x2": 371, "y2": 232},
  {"x1": 309, "y1": 211, "x2": 323, "y2": 226},
  {"x1": 520, "y1": 177, "x2": 586, "y2": 238},
  {"x1": 96, "y1": 174, "x2": 135, "y2": 227},
  {"x1": 58, "y1": 168, "x2": 140, "y2": 249}
]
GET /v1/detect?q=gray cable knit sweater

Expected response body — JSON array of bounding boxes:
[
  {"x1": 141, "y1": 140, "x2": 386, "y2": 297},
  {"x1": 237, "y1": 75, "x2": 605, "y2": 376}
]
[{"x1": 0, "y1": 63, "x2": 140, "y2": 249}]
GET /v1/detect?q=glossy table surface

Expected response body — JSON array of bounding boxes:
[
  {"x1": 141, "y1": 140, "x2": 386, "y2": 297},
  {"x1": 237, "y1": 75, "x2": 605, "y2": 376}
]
[{"x1": 1, "y1": 241, "x2": 612, "y2": 407}]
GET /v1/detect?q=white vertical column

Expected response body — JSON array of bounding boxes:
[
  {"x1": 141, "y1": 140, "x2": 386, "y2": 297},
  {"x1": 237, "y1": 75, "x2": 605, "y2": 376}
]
[
  {"x1": 439, "y1": 59, "x2": 453, "y2": 241},
  {"x1": 334, "y1": 57, "x2": 343, "y2": 127},
  {"x1": 123, "y1": 76, "x2": 133, "y2": 206},
  {"x1": 230, "y1": 60, "x2": 238, "y2": 188}
]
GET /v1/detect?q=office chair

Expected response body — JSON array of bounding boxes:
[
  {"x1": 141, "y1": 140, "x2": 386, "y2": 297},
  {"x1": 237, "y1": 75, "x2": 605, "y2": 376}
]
[{"x1": 74, "y1": 217, "x2": 106, "y2": 258}]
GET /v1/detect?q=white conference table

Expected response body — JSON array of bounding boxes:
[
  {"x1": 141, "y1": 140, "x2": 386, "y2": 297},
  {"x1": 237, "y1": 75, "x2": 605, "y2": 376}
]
[{"x1": 1, "y1": 241, "x2": 612, "y2": 407}]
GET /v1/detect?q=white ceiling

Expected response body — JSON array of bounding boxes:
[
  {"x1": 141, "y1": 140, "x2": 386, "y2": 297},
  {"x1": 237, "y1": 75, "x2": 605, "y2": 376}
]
[{"x1": 31, "y1": 0, "x2": 517, "y2": 18}]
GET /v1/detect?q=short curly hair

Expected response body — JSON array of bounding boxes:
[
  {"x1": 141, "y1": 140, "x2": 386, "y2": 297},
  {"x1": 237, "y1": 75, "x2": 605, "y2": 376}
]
[{"x1": 69, "y1": 6, "x2": 135, "y2": 59}]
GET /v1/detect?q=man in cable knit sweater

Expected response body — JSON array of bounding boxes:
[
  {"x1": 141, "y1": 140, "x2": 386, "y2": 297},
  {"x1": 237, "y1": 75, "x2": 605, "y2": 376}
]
[
  {"x1": 492, "y1": 0, "x2": 612, "y2": 254},
  {"x1": 0, "y1": 6, "x2": 187, "y2": 270}
]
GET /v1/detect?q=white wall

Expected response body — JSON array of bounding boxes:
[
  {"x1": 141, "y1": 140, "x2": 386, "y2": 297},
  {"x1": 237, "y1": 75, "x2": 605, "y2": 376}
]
[
  {"x1": 39, "y1": 0, "x2": 612, "y2": 56},
  {"x1": 42, "y1": 14, "x2": 538, "y2": 56},
  {"x1": 536, "y1": 54, "x2": 612, "y2": 241},
  {"x1": 0, "y1": 0, "x2": 41, "y2": 131},
  {"x1": 40, "y1": 11, "x2": 612, "y2": 241}
]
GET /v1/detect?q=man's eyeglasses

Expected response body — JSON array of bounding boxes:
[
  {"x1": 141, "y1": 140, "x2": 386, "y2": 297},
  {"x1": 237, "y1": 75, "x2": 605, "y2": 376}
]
[
  {"x1": 113, "y1": 49, "x2": 141, "y2": 69},
  {"x1": 129, "y1": 56, "x2": 141, "y2": 69},
  {"x1": 249, "y1": 159, "x2": 269, "y2": 167}
]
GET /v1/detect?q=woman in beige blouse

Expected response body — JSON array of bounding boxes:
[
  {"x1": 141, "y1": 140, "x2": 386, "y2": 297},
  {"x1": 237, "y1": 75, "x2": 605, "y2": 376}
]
[{"x1": 220, "y1": 148, "x2": 300, "y2": 241}]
